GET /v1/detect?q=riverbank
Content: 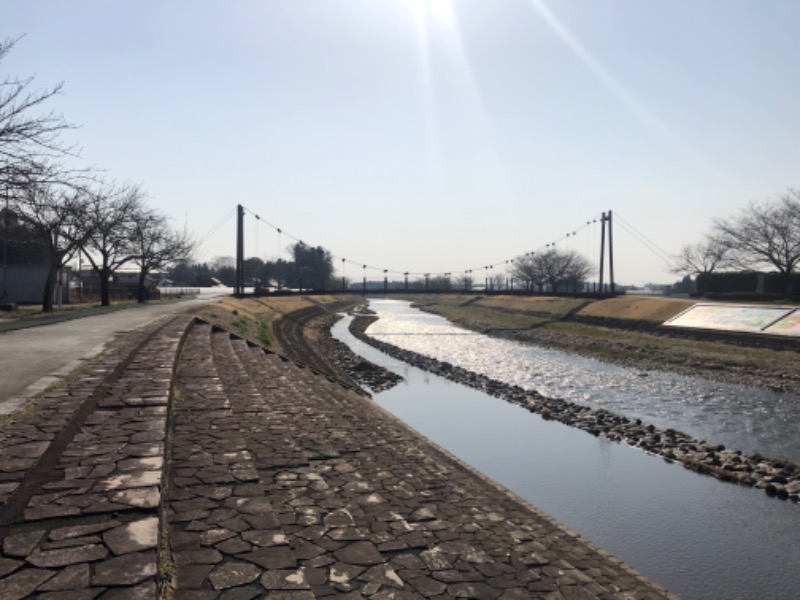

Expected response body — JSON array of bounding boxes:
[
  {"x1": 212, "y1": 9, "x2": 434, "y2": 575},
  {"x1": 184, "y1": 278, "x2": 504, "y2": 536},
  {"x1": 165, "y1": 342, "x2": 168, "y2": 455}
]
[
  {"x1": 399, "y1": 294, "x2": 800, "y2": 395},
  {"x1": 0, "y1": 308, "x2": 678, "y2": 599},
  {"x1": 193, "y1": 294, "x2": 402, "y2": 392},
  {"x1": 189, "y1": 295, "x2": 800, "y2": 501},
  {"x1": 346, "y1": 309, "x2": 800, "y2": 504}
]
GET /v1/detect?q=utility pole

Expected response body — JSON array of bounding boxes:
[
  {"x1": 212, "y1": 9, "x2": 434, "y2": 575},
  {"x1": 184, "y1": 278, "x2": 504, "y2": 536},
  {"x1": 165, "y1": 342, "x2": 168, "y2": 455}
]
[
  {"x1": 235, "y1": 204, "x2": 244, "y2": 296},
  {"x1": 383, "y1": 269, "x2": 388, "y2": 294},
  {"x1": 78, "y1": 248, "x2": 82, "y2": 303},
  {"x1": 599, "y1": 212, "x2": 606, "y2": 293},
  {"x1": 2, "y1": 187, "x2": 8, "y2": 302},
  {"x1": 608, "y1": 209, "x2": 615, "y2": 293}
]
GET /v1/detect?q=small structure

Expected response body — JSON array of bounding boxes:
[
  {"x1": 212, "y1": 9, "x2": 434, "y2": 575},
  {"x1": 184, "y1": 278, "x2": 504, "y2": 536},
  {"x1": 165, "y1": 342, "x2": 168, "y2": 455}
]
[{"x1": 1, "y1": 264, "x2": 72, "y2": 305}]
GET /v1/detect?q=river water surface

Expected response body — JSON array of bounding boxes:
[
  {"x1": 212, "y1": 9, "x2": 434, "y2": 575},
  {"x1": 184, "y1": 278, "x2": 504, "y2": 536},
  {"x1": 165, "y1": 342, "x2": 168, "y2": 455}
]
[
  {"x1": 365, "y1": 300, "x2": 800, "y2": 463},
  {"x1": 331, "y1": 299, "x2": 800, "y2": 600}
]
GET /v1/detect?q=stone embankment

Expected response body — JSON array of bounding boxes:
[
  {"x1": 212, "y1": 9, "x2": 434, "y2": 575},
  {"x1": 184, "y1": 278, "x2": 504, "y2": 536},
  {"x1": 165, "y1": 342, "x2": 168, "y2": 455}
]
[
  {"x1": 165, "y1": 319, "x2": 676, "y2": 598},
  {"x1": 1, "y1": 312, "x2": 679, "y2": 598},
  {"x1": 273, "y1": 304, "x2": 402, "y2": 393},
  {"x1": 348, "y1": 314, "x2": 800, "y2": 504},
  {"x1": 0, "y1": 315, "x2": 191, "y2": 599},
  {"x1": 321, "y1": 331, "x2": 403, "y2": 393}
]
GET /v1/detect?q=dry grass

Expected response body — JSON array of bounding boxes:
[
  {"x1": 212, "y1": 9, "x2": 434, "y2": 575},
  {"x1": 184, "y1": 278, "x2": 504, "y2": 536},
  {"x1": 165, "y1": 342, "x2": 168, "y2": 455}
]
[
  {"x1": 195, "y1": 295, "x2": 346, "y2": 354},
  {"x1": 404, "y1": 294, "x2": 695, "y2": 325},
  {"x1": 0, "y1": 302, "x2": 105, "y2": 322},
  {"x1": 401, "y1": 293, "x2": 694, "y2": 323},
  {"x1": 577, "y1": 296, "x2": 694, "y2": 322},
  {"x1": 476, "y1": 295, "x2": 590, "y2": 317}
]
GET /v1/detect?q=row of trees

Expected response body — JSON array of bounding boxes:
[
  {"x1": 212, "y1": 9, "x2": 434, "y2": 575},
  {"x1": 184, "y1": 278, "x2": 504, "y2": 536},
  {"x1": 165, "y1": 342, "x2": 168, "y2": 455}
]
[
  {"x1": 1, "y1": 38, "x2": 192, "y2": 311},
  {"x1": 169, "y1": 242, "x2": 334, "y2": 291},
  {"x1": 340, "y1": 248, "x2": 595, "y2": 293},
  {"x1": 169, "y1": 245, "x2": 597, "y2": 295},
  {"x1": 673, "y1": 190, "x2": 800, "y2": 296}
]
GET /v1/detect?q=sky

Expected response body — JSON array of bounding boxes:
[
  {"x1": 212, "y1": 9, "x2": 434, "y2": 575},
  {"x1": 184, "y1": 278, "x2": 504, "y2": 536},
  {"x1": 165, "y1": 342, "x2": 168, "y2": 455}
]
[{"x1": 4, "y1": 0, "x2": 800, "y2": 286}]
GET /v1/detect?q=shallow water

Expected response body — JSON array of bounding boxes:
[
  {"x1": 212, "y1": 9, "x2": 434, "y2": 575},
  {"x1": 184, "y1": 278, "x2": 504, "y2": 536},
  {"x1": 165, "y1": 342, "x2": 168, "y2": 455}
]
[
  {"x1": 331, "y1": 310, "x2": 800, "y2": 600},
  {"x1": 365, "y1": 299, "x2": 800, "y2": 463}
]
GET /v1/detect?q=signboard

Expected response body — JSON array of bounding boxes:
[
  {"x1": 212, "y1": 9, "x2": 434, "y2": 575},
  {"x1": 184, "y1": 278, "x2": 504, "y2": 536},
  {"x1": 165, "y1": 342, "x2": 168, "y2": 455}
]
[
  {"x1": 664, "y1": 304, "x2": 800, "y2": 337},
  {"x1": 765, "y1": 309, "x2": 800, "y2": 336}
]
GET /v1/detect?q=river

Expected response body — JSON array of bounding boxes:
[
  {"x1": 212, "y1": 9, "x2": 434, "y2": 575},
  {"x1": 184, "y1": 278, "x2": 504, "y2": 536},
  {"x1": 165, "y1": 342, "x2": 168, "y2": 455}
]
[
  {"x1": 331, "y1": 299, "x2": 800, "y2": 600},
  {"x1": 363, "y1": 299, "x2": 800, "y2": 463}
]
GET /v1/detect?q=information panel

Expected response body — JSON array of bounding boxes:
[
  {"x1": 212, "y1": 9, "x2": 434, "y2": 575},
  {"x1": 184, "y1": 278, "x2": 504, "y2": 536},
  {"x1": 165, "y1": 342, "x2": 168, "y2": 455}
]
[
  {"x1": 664, "y1": 304, "x2": 800, "y2": 337},
  {"x1": 765, "y1": 309, "x2": 800, "y2": 336}
]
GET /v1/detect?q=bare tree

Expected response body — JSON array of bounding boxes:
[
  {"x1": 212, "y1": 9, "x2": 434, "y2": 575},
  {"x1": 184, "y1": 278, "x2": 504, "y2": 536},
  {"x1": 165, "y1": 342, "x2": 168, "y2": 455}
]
[
  {"x1": 82, "y1": 183, "x2": 144, "y2": 306},
  {"x1": 713, "y1": 191, "x2": 800, "y2": 295},
  {"x1": 0, "y1": 37, "x2": 77, "y2": 192},
  {"x1": 427, "y1": 275, "x2": 453, "y2": 291},
  {"x1": 671, "y1": 237, "x2": 731, "y2": 276},
  {"x1": 541, "y1": 249, "x2": 572, "y2": 291},
  {"x1": 455, "y1": 274, "x2": 474, "y2": 291},
  {"x1": 511, "y1": 249, "x2": 593, "y2": 293},
  {"x1": 128, "y1": 209, "x2": 194, "y2": 303},
  {"x1": 14, "y1": 183, "x2": 91, "y2": 311},
  {"x1": 488, "y1": 273, "x2": 505, "y2": 291},
  {"x1": 562, "y1": 252, "x2": 594, "y2": 292},
  {"x1": 510, "y1": 255, "x2": 538, "y2": 291}
]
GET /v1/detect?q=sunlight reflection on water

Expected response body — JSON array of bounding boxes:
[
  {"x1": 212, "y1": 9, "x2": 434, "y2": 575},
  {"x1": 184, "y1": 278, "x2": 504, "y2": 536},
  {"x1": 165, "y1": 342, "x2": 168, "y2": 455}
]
[
  {"x1": 366, "y1": 299, "x2": 800, "y2": 462},
  {"x1": 331, "y1": 311, "x2": 800, "y2": 600}
]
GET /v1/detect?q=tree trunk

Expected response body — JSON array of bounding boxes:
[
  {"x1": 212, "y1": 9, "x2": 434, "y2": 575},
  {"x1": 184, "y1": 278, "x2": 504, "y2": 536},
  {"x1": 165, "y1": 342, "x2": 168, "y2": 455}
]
[
  {"x1": 99, "y1": 267, "x2": 112, "y2": 307},
  {"x1": 137, "y1": 268, "x2": 148, "y2": 303},
  {"x1": 42, "y1": 262, "x2": 58, "y2": 313}
]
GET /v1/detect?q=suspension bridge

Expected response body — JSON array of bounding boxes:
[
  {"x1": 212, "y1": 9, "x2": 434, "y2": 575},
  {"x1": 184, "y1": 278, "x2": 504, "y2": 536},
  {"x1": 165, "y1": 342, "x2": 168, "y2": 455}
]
[{"x1": 195, "y1": 204, "x2": 673, "y2": 296}]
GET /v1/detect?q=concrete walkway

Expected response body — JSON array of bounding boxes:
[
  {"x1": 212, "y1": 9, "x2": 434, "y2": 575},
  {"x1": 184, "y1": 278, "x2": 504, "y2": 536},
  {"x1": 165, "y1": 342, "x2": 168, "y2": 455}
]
[
  {"x1": 0, "y1": 294, "x2": 217, "y2": 416},
  {"x1": 0, "y1": 316, "x2": 678, "y2": 599}
]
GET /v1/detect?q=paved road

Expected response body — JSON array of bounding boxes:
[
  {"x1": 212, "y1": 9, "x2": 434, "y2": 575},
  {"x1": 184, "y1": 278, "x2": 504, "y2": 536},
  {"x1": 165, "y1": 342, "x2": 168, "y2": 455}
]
[{"x1": 0, "y1": 291, "x2": 220, "y2": 415}]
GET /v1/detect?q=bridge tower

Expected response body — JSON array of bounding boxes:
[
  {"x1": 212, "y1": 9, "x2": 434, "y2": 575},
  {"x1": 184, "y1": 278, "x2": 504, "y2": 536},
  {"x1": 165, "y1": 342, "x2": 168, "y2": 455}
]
[
  {"x1": 598, "y1": 210, "x2": 615, "y2": 293},
  {"x1": 235, "y1": 204, "x2": 244, "y2": 296}
]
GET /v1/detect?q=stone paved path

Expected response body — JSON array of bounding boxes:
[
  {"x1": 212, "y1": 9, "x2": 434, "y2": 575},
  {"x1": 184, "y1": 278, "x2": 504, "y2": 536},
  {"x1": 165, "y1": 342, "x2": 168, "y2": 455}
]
[
  {"x1": 1, "y1": 315, "x2": 679, "y2": 598},
  {"x1": 165, "y1": 321, "x2": 677, "y2": 599},
  {"x1": 0, "y1": 315, "x2": 190, "y2": 600}
]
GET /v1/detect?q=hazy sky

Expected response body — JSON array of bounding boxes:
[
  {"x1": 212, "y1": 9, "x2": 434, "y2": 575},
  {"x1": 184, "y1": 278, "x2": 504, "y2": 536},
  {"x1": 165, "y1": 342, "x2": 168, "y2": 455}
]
[{"x1": 4, "y1": 1, "x2": 800, "y2": 285}]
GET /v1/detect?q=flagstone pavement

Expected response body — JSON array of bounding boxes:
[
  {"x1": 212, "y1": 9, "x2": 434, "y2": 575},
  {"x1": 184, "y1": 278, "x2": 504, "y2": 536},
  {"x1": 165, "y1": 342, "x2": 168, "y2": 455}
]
[{"x1": 0, "y1": 315, "x2": 677, "y2": 599}]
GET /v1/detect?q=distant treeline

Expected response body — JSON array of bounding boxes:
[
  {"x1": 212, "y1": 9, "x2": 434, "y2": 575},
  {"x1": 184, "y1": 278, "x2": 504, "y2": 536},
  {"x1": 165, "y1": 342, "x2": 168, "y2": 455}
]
[
  {"x1": 696, "y1": 272, "x2": 800, "y2": 300},
  {"x1": 170, "y1": 242, "x2": 335, "y2": 291}
]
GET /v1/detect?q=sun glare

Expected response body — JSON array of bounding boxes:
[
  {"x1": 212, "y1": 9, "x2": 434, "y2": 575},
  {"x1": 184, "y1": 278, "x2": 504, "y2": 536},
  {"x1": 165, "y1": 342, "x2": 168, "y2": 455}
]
[
  {"x1": 408, "y1": 0, "x2": 455, "y2": 22},
  {"x1": 407, "y1": 0, "x2": 508, "y2": 192}
]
